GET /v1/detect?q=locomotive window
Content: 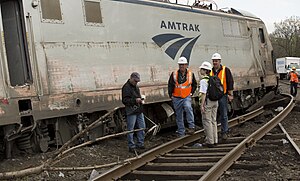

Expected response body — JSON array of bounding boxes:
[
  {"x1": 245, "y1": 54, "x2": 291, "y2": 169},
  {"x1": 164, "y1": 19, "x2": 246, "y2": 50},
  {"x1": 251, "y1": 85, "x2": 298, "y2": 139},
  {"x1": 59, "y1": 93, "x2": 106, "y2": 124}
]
[
  {"x1": 83, "y1": 0, "x2": 103, "y2": 25},
  {"x1": 259, "y1": 28, "x2": 266, "y2": 43},
  {"x1": 222, "y1": 18, "x2": 245, "y2": 37},
  {"x1": 222, "y1": 19, "x2": 231, "y2": 36},
  {"x1": 40, "y1": 0, "x2": 62, "y2": 21},
  {"x1": 231, "y1": 20, "x2": 240, "y2": 36},
  {"x1": 239, "y1": 20, "x2": 248, "y2": 37},
  {"x1": 222, "y1": 18, "x2": 247, "y2": 38}
]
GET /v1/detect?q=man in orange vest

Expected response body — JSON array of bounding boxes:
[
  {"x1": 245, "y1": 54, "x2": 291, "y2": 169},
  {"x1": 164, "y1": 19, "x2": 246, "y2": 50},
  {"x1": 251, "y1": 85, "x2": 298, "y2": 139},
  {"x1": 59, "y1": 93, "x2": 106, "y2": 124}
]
[
  {"x1": 289, "y1": 67, "x2": 299, "y2": 97},
  {"x1": 211, "y1": 53, "x2": 234, "y2": 140},
  {"x1": 168, "y1": 57, "x2": 197, "y2": 137}
]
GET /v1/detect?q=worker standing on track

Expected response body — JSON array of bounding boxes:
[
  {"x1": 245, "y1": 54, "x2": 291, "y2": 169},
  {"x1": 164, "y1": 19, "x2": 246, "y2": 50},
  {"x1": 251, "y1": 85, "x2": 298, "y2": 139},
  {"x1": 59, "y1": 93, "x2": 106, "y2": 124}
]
[
  {"x1": 168, "y1": 57, "x2": 197, "y2": 137},
  {"x1": 199, "y1": 61, "x2": 218, "y2": 148},
  {"x1": 210, "y1": 53, "x2": 234, "y2": 140},
  {"x1": 289, "y1": 67, "x2": 299, "y2": 97}
]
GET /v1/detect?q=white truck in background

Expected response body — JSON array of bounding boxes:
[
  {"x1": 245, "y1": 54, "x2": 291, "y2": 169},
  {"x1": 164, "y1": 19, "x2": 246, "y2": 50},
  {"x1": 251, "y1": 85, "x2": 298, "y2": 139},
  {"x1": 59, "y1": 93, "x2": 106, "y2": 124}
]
[{"x1": 276, "y1": 57, "x2": 300, "y2": 79}]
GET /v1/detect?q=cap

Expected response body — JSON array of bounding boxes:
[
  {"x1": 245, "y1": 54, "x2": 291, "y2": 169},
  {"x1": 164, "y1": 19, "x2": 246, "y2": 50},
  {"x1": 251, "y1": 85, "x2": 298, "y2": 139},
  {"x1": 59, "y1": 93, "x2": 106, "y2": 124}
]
[{"x1": 130, "y1": 72, "x2": 140, "y2": 82}]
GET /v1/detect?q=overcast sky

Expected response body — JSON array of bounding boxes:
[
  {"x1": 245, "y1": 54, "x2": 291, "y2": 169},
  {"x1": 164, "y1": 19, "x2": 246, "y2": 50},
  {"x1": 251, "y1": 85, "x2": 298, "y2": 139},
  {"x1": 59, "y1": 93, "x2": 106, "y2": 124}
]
[{"x1": 169, "y1": 0, "x2": 300, "y2": 33}]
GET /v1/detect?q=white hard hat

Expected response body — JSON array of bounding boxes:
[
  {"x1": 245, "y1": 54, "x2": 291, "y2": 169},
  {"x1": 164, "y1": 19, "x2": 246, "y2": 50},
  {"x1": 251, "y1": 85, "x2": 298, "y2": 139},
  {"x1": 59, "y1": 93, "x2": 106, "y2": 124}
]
[
  {"x1": 211, "y1": 53, "x2": 222, "y2": 60},
  {"x1": 199, "y1": 61, "x2": 212, "y2": 70},
  {"x1": 178, "y1": 57, "x2": 188, "y2": 64}
]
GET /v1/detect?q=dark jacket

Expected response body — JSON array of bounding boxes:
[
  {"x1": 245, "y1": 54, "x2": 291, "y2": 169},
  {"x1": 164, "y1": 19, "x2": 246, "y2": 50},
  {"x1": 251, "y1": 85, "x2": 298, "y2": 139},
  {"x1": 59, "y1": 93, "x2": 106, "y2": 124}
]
[
  {"x1": 122, "y1": 80, "x2": 143, "y2": 115},
  {"x1": 168, "y1": 69, "x2": 197, "y2": 98}
]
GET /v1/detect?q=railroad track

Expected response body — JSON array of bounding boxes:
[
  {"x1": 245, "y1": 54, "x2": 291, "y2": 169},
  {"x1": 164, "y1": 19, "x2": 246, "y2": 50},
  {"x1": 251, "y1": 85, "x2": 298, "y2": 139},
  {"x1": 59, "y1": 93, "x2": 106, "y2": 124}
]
[
  {"x1": 220, "y1": 122, "x2": 300, "y2": 180},
  {"x1": 92, "y1": 93, "x2": 295, "y2": 181},
  {"x1": 278, "y1": 123, "x2": 300, "y2": 156}
]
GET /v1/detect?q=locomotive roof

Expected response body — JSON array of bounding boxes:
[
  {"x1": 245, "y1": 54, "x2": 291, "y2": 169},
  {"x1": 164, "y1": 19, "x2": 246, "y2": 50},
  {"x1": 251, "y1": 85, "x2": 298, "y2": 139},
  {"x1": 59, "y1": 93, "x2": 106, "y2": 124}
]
[
  {"x1": 147, "y1": 0, "x2": 261, "y2": 21},
  {"x1": 227, "y1": 8, "x2": 258, "y2": 19}
]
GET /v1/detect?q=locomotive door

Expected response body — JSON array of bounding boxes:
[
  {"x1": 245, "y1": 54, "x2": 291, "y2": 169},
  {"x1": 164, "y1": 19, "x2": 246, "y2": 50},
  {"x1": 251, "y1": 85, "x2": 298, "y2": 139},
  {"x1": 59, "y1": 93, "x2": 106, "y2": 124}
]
[
  {"x1": 250, "y1": 27, "x2": 265, "y2": 76},
  {"x1": 0, "y1": 0, "x2": 33, "y2": 87}
]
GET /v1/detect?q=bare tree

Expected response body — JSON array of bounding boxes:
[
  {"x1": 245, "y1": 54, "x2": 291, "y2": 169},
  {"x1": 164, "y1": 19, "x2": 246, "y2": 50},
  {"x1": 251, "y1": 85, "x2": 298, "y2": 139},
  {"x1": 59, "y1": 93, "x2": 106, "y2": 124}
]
[{"x1": 270, "y1": 16, "x2": 300, "y2": 58}]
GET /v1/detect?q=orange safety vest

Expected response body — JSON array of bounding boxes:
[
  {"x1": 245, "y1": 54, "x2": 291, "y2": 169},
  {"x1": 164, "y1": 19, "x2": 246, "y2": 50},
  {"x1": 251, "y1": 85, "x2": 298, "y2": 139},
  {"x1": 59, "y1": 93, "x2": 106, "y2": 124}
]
[
  {"x1": 290, "y1": 71, "x2": 299, "y2": 83},
  {"x1": 210, "y1": 66, "x2": 227, "y2": 93},
  {"x1": 172, "y1": 69, "x2": 193, "y2": 98}
]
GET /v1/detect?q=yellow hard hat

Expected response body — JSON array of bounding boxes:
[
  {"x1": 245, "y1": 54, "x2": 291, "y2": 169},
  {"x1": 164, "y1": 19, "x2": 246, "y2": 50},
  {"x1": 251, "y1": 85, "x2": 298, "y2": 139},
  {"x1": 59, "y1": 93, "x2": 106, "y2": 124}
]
[{"x1": 292, "y1": 67, "x2": 296, "y2": 70}]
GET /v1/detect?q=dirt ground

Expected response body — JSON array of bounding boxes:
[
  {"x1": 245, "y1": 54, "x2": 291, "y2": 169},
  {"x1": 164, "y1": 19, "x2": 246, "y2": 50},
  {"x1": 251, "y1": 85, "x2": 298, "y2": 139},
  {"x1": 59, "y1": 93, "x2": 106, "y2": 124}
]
[
  {"x1": 0, "y1": 81, "x2": 299, "y2": 181},
  {"x1": 0, "y1": 130, "x2": 174, "y2": 180}
]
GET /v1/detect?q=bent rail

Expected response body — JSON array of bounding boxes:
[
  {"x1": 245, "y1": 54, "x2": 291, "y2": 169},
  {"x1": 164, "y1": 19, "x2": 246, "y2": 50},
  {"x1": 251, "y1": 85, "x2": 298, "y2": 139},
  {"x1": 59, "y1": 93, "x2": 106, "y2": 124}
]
[
  {"x1": 278, "y1": 123, "x2": 300, "y2": 156},
  {"x1": 93, "y1": 94, "x2": 293, "y2": 181},
  {"x1": 93, "y1": 107, "x2": 265, "y2": 180},
  {"x1": 199, "y1": 93, "x2": 295, "y2": 181}
]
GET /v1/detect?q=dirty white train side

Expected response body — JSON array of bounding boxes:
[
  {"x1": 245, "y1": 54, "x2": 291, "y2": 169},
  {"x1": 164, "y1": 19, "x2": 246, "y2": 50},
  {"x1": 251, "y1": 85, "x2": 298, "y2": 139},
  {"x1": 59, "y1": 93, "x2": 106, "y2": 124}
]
[{"x1": 0, "y1": 0, "x2": 276, "y2": 157}]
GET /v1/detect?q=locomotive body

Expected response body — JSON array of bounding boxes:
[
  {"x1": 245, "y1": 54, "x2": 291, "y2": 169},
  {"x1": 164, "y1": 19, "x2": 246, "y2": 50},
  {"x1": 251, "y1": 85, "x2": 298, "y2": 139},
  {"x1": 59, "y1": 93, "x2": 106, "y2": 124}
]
[{"x1": 0, "y1": 0, "x2": 276, "y2": 157}]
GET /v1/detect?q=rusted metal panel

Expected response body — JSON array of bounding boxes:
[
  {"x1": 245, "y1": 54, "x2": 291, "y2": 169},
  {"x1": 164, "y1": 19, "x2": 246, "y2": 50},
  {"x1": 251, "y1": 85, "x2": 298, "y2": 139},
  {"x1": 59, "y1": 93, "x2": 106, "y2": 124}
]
[{"x1": 7, "y1": 85, "x2": 38, "y2": 98}]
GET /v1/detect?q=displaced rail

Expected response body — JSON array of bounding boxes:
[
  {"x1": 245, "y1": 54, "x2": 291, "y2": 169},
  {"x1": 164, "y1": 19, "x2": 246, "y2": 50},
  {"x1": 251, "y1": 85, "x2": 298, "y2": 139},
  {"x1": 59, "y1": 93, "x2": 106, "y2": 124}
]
[
  {"x1": 278, "y1": 123, "x2": 300, "y2": 156},
  {"x1": 93, "y1": 93, "x2": 294, "y2": 181},
  {"x1": 220, "y1": 120, "x2": 300, "y2": 180}
]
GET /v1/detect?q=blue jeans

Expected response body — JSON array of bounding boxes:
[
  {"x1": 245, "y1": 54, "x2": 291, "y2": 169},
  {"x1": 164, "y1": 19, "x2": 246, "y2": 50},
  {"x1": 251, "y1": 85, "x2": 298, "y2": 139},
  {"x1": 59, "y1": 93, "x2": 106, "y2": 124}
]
[
  {"x1": 126, "y1": 113, "x2": 145, "y2": 149},
  {"x1": 290, "y1": 82, "x2": 298, "y2": 97},
  {"x1": 218, "y1": 94, "x2": 229, "y2": 134},
  {"x1": 172, "y1": 96, "x2": 195, "y2": 136}
]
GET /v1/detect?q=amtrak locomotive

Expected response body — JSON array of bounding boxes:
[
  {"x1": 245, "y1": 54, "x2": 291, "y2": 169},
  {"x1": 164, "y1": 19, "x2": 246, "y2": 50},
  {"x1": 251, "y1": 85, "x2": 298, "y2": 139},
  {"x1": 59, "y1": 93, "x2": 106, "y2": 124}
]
[{"x1": 0, "y1": 0, "x2": 276, "y2": 157}]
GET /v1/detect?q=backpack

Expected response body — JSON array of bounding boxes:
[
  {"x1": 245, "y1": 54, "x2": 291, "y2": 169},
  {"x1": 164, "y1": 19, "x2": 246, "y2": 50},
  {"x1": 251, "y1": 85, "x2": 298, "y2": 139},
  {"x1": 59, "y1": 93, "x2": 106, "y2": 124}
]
[{"x1": 204, "y1": 76, "x2": 224, "y2": 101}]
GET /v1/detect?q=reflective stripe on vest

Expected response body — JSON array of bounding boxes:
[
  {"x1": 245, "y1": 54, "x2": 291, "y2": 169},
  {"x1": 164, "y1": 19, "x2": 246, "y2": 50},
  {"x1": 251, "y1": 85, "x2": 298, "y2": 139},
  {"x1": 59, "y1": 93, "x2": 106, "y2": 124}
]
[
  {"x1": 290, "y1": 72, "x2": 299, "y2": 83},
  {"x1": 210, "y1": 66, "x2": 227, "y2": 93},
  {"x1": 173, "y1": 69, "x2": 193, "y2": 98}
]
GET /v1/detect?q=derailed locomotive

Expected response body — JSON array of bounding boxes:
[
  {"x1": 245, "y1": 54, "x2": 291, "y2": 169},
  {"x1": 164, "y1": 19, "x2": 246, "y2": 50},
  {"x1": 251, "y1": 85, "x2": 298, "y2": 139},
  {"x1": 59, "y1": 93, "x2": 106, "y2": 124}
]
[{"x1": 0, "y1": 0, "x2": 277, "y2": 157}]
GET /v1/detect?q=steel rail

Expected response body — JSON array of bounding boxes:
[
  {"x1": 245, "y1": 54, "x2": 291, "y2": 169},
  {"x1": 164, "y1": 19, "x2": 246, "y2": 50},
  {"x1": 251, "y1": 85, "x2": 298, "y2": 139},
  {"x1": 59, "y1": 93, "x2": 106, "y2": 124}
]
[
  {"x1": 278, "y1": 123, "x2": 300, "y2": 156},
  {"x1": 199, "y1": 93, "x2": 295, "y2": 181},
  {"x1": 93, "y1": 107, "x2": 265, "y2": 181}
]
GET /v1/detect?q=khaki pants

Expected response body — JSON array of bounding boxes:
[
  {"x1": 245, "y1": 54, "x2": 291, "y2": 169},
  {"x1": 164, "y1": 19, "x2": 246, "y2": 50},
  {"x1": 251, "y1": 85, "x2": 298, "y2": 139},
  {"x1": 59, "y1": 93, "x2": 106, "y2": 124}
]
[{"x1": 201, "y1": 99, "x2": 218, "y2": 144}]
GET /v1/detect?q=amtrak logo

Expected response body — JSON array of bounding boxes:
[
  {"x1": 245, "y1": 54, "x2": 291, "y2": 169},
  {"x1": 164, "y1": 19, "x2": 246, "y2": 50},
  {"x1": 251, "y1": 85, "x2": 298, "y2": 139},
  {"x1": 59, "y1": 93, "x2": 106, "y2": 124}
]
[
  {"x1": 152, "y1": 33, "x2": 200, "y2": 63},
  {"x1": 160, "y1": 21, "x2": 200, "y2": 32}
]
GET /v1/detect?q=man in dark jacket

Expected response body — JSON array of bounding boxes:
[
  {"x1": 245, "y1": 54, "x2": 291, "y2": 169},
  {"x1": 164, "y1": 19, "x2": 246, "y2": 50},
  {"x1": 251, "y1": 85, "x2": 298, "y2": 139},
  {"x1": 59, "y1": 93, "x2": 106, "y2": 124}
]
[{"x1": 122, "y1": 72, "x2": 146, "y2": 153}]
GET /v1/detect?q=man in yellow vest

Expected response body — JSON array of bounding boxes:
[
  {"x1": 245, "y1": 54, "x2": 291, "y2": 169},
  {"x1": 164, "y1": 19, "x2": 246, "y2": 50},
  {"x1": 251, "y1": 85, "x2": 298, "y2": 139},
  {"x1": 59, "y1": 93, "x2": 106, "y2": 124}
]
[
  {"x1": 289, "y1": 67, "x2": 299, "y2": 97},
  {"x1": 211, "y1": 53, "x2": 234, "y2": 140},
  {"x1": 168, "y1": 57, "x2": 197, "y2": 137}
]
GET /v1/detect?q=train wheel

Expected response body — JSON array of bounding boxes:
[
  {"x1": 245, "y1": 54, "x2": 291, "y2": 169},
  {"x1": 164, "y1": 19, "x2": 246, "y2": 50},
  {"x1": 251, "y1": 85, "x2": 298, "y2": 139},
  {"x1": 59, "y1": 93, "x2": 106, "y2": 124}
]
[
  {"x1": 32, "y1": 132, "x2": 49, "y2": 153},
  {"x1": 32, "y1": 125, "x2": 50, "y2": 153}
]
